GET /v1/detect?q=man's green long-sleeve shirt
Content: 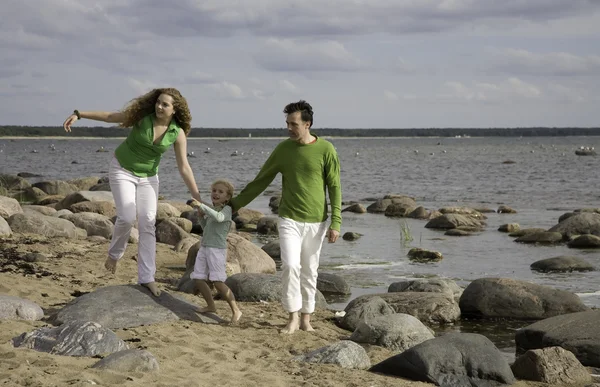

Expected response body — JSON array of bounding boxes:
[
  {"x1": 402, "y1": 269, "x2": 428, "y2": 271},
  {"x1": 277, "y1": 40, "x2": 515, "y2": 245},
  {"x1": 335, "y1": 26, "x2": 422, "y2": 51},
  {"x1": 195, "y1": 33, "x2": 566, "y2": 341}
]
[{"x1": 230, "y1": 135, "x2": 342, "y2": 231}]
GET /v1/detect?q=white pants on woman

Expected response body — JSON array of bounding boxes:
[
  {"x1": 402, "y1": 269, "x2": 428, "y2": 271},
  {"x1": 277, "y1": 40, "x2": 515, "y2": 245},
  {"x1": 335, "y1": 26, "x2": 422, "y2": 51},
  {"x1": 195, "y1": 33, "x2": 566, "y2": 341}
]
[
  {"x1": 108, "y1": 157, "x2": 159, "y2": 284},
  {"x1": 278, "y1": 217, "x2": 328, "y2": 314}
]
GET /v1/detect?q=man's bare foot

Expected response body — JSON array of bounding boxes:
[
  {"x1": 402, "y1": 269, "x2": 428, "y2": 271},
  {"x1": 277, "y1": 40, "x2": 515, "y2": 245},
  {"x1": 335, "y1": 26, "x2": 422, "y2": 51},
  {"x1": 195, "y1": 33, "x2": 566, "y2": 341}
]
[
  {"x1": 104, "y1": 257, "x2": 117, "y2": 274},
  {"x1": 300, "y1": 313, "x2": 315, "y2": 332},
  {"x1": 141, "y1": 282, "x2": 161, "y2": 297},
  {"x1": 195, "y1": 306, "x2": 217, "y2": 314},
  {"x1": 281, "y1": 312, "x2": 300, "y2": 334},
  {"x1": 230, "y1": 309, "x2": 242, "y2": 325}
]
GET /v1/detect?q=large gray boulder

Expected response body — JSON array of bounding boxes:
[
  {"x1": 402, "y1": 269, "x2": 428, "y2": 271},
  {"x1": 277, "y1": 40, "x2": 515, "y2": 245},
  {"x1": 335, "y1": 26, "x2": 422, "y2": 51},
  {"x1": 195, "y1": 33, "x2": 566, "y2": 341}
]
[
  {"x1": 0, "y1": 216, "x2": 11, "y2": 236},
  {"x1": 224, "y1": 273, "x2": 327, "y2": 309},
  {"x1": 370, "y1": 333, "x2": 515, "y2": 386},
  {"x1": 91, "y1": 349, "x2": 159, "y2": 372},
  {"x1": 0, "y1": 174, "x2": 31, "y2": 190},
  {"x1": 425, "y1": 214, "x2": 485, "y2": 230},
  {"x1": 32, "y1": 180, "x2": 77, "y2": 196},
  {"x1": 12, "y1": 321, "x2": 128, "y2": 357},
  {"x1": 55, "y1": 191, "x2": 115, "y2": 211},
  {"x1": 340, "y1": 296, "x2": 395, "y2": 332},
  {"x1": 511, "y1": 346, "x2": 592, "y2": 385},
  {"x1": 50, "y1": 285, "x2": 218, "y2": 329},
  {"x1": 8, "y1": 212, "x2": 83, "y2": 239},
  {"x1": 350, "y1": 314, "x2": 434, "y2": 352},
  {"x1": 61, "y1": 212, "x2": 114, "y2": 239},
  {"x1": 568, "y1": 234, "x2": 600, "y2": 248},
  {"x1": 388, "y1": 278, "x2": 463, "y2": 303},
  {"x1": 0, "y1": 295, "x2": 44, "y2": 321},
  {"x1": 317, "y1": 272, "x2": 351, "y2": 295},
  {"x1": 549, "y1": 212, "x2": 600, "y2": 238},
  {"x1": 347, "y1": 292, "x2": 460, "y2": 325},
  {"x1": 0, "y1": 196, "x2": 23, "y2": 219},
  {"x1": 294, "y1": 341, "x2": 370, "y2": 370},
  {"x1": 515, "y1": 310, "x2": 600, "y2": 367},
  {"x1": 459, "y1": 278, "x2": 588, "y2": 319}
]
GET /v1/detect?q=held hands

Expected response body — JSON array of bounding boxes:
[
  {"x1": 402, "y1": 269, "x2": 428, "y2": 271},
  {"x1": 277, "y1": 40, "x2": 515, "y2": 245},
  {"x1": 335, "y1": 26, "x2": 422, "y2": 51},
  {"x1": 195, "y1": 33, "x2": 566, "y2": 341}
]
[
  {"x1": 187, "y1": 198, "x2": 205, "y2": 217},
  {"x1": 326, "y1": 228, "x2": 339, "y2": 243},
  {"x1": 63, "y1": 114, "x2": 78, "y2": 132}
]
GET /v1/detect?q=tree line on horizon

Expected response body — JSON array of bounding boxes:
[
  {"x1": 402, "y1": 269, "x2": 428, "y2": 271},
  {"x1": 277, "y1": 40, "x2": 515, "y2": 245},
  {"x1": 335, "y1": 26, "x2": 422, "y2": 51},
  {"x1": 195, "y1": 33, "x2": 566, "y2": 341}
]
[{"x1": 0, "y1": 125, "x2": 598, "y2": 138}]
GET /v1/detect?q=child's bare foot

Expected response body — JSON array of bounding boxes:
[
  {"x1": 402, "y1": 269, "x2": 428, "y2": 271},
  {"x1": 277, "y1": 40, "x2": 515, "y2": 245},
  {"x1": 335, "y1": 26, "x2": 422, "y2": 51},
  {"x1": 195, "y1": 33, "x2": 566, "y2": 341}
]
[
  {"x1": 104, "y1": 257, "x2": 117, "y2": 274},
  {"x1": 141, "y1": 282, "x2": 161, "y2": 297},
  {"x1": 230, "y1": 310, "x2": 242, "y2": 325},
  {"x1": 196, "y1": 306, "x2": 217, "y2": 314},
  {"x1": 280, "y1": 312, "x2": 299, "y2": 334}
]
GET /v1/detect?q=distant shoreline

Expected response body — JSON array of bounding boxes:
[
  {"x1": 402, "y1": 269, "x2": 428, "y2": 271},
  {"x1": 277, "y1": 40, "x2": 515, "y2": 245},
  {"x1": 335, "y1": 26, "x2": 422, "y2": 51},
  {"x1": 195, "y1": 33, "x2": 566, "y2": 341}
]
[{"x1": 1, "y1": 126, "x2": 599, "y2": 138}]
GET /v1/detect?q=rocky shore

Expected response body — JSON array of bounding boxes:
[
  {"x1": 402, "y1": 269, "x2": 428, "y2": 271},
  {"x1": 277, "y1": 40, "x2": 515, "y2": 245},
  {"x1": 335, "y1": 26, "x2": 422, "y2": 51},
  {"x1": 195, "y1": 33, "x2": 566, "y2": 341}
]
[{"x1": 1, "y1": 173, "x2": 600, "y2": 386}]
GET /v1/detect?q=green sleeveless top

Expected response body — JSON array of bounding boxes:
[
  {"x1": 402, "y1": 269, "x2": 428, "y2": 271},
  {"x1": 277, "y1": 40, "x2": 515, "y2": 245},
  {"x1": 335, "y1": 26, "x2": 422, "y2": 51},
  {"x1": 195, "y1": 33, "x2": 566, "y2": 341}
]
[{"x1": 114, "y1": 114, "x2": 181, "y2": 177}]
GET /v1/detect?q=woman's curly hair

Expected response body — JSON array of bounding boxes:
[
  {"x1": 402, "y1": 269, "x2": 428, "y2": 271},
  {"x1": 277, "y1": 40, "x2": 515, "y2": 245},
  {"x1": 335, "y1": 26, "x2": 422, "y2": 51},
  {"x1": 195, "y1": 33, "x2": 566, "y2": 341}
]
[{"x1": 120, "y1": 88, "x2": 192, "y2": 135}]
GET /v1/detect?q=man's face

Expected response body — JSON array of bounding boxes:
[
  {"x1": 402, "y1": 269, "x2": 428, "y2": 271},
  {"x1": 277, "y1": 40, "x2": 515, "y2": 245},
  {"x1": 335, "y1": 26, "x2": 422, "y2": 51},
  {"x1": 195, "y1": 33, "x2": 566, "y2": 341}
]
[{"x1": 286, "y1": 111, "x2": 310, "y2": 141}]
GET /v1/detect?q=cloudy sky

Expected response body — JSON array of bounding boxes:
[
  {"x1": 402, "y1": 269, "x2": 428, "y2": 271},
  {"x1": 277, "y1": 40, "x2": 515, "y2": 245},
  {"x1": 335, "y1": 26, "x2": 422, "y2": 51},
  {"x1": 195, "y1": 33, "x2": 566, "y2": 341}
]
[{"x1": 3, "y1": 0, "x2": 600, "y2": 128}]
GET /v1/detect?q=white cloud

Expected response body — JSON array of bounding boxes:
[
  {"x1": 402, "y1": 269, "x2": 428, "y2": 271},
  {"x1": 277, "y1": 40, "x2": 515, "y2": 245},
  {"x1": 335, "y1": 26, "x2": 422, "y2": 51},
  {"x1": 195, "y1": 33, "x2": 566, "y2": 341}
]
[
  {"x1": 384, "y1": 90, "x2": 399, "y2": 101},
  {"x1": 209, "y1": 81, "x2": 245, "y2": 99},
  {"x1": 279, "y1": 80, "x2": 298, "y2": 92},
  {"x1": 255, "y1": 39, "x2": 364, "y2": 72},
  {"x1": 127, "y1": 78, "x2": 158, "y2": 95},
  {"x1": 507, "y1": 77, "x2": 541, "y2": 98},
  {"x1": 488, "y1": 48, "x2": 600, "y2": 76}
]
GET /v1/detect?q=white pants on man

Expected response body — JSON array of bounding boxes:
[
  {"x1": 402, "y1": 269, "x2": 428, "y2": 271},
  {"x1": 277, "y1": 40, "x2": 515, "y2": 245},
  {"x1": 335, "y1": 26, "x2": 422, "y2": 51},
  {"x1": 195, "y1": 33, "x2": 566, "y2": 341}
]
[
  {"x1": 107, "y1": 157, "x2": 159, "y2": 284},
  {"x1": 278, "y1": 217, "x2": 328, "y2": 314}
]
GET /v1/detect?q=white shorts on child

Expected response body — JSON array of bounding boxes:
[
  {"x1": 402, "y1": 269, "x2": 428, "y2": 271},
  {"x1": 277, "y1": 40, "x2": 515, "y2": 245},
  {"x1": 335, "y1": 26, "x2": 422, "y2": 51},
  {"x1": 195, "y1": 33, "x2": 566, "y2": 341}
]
[{"x1": 190, "y1": 246, "x2": 227, "y2": 282}]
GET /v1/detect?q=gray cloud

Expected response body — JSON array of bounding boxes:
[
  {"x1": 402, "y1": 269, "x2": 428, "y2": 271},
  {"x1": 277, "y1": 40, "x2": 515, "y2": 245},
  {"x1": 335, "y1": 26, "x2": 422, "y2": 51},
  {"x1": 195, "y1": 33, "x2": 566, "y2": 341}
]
[
  {"x1": 255, "y1": 39, "x2": 364, "y2": 72},
  {"x1": 487, "y1": 48, "x2": 600, "y2": 76}
]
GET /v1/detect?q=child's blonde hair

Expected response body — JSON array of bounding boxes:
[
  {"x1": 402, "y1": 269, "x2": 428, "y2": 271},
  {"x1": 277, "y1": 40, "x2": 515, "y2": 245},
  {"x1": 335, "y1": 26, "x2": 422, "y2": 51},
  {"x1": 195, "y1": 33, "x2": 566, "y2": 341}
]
[{"x1": 212, "y1": 179, "x2": 235, "y2": 202}]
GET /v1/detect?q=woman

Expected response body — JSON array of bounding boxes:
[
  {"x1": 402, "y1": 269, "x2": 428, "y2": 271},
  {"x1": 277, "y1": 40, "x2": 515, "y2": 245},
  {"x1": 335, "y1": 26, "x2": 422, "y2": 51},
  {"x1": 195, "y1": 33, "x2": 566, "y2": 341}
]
[{"x1": 63, "y1": 88, "x2": 202, "y2": 296}]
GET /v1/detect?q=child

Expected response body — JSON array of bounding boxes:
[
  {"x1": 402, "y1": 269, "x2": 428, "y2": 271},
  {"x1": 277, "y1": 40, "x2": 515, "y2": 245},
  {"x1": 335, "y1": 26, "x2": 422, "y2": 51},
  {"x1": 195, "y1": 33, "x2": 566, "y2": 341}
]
[{"x1": 189, "y1": 179, "x2": 242, "y2": 325}]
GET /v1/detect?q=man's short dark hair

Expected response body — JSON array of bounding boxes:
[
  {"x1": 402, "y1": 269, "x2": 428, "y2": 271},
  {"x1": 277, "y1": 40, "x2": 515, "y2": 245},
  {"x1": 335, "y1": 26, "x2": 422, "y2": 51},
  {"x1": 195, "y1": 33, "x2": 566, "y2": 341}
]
[{"x1": 283, "y1": 100, "x2": 314, "y2": 128}]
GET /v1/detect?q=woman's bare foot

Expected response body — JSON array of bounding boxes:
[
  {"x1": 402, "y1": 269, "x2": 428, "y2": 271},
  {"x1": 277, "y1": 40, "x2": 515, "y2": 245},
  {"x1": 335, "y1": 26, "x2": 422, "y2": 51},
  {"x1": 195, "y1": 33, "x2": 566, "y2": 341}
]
[
  {"x1": 104, "y1": 257, "x2": 118, "y2": 274},
  {"x1": 281, "y1": 312, "x2": 300, "y2": 334},
  {"x1": 195, "y1": 306, "x2": 217, "y2": 314},
  {"x1": 300, "y1": 313, "x2": 315, "y2": 332},
  {"x1": 141, "y1": 282, "x2": 161, "y2": 297},
  {"x1": 230, "y1": 309, "x2": 242, "y2": 325}
]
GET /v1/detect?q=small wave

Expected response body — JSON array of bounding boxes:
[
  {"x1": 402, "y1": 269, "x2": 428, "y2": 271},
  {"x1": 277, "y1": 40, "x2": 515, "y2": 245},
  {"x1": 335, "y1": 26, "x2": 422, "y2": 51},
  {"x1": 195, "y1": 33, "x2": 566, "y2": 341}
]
[
  {"x1": 333, "y1": 261, "x2": 405, "y2": 270},
  {"x1": 576, "y1": 290, "x2": 600, "y2": 298}
]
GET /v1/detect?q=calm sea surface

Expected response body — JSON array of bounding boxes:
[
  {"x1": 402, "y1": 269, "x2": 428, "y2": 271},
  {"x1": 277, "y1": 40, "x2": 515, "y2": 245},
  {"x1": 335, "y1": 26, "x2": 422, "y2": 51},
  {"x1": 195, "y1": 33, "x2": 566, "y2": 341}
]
[{"x1": 1, "y1": 135, "x2": 599, "y2": 357}]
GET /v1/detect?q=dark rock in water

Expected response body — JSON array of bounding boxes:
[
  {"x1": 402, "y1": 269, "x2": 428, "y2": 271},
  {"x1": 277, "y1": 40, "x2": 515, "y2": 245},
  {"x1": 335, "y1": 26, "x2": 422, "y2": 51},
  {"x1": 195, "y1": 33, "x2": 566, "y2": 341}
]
[
  {"x1": 549, "y1": 212, "x2": 600, "y2": 238},
  {"x1": 370, "y1": 333, "x2": 515, "y2": 386},
  {"x1": 567, "y1": 234, "x2": 600, "y2": 249},
  {"x1": 342, "y1": 231, "x2": 361, "y2": 241},
  {"x1": 12, "y1": 321, "x2": 128, "y2": 357},
  {"x1": 91, "y1": 349, "x2": 159, "y2": 372},
  {"x1": 514, "y1": 231, "x2": 563, "y2": 245},
  {"x1": 407, "y1": 247, "x2": 443, "y2": 262},
  {"x1": 459, "y1": 278, "x2": 588, "y2": 319},
  {"x1": 261, "y1": 240, "x2": 281, "y2": 259},
  {"x1": 17, "y1": 172, "x2": 42, "y2": 178},
  {"x1": 515, "y1": 310, "x2": 600, "y2": 367},
  {"x1": 317, "y1": 272, "x2": 351, "y2": 295},
  {"x1": 50, "y1": 285, "x2": 221, "y2": 329},
  {"x1": 71, "y1": 161, "x2": 79, "y2": 164},
  {"x1": 531, "y1": 256, "x2": 595, "y2": 272}
]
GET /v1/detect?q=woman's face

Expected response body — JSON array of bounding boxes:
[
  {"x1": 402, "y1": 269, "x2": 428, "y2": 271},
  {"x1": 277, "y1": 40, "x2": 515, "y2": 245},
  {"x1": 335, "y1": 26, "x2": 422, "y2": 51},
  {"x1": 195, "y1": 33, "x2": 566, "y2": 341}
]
[{"x1": 155, "y1": 93, "x2": 175, "y2": 119}]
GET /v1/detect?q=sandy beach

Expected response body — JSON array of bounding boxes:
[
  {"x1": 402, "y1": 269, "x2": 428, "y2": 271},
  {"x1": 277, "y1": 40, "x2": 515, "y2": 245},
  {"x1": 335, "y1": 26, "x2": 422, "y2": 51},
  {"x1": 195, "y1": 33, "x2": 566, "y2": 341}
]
[{"x1": 0, "y1": 233, "x2": 549, "y2": 387}]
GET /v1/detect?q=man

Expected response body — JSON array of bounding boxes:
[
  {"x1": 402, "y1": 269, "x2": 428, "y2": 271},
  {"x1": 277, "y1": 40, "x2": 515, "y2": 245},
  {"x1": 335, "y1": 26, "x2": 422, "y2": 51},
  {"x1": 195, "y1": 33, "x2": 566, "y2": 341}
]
[{"x1": 230, "y1": 100, "x2": 342, "y2": 334}]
